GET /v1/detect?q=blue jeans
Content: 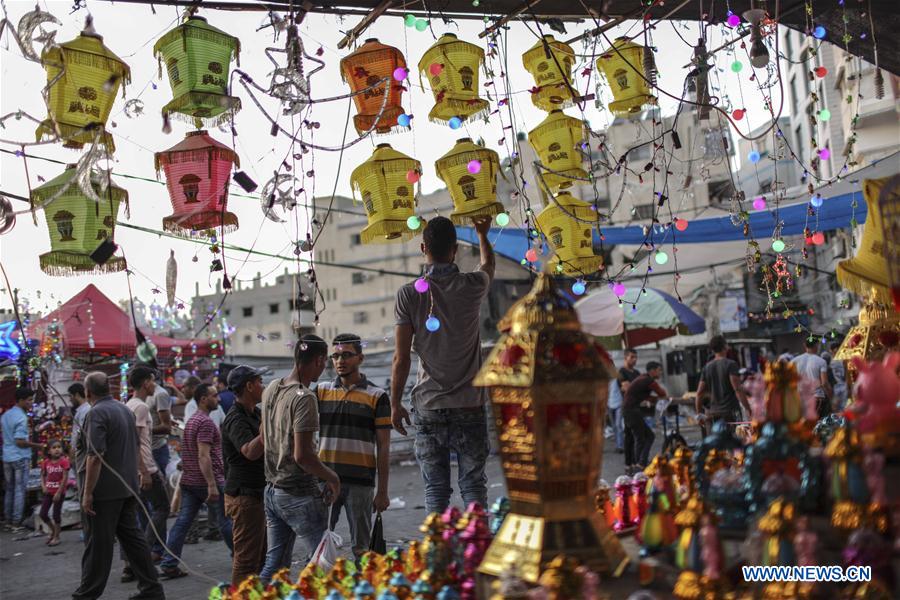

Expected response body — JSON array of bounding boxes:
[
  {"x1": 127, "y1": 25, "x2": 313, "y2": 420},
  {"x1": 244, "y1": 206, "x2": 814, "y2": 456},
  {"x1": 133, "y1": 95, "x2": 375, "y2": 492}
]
[
  {"x1": 329, "y1": 483, "x2": 375, "y2": 558},
  {"x1": 608, "y1": 406, "x2": 624, "y2": 450},
  {"x1": 152, "y1": 444, "x2": 170, "y2": 474},
  {"x1": 413, "y1": 405, "x2": 490, "y2": 515},
  {"x1": 260, "y1": 485, "x2": 327, "y2": 584},
  {"x1": 3, "y1": 458, "x2": 30, "y2": 524},
  {"x1": 160, "y1": 484, "x2": 232, "y2": 570}
]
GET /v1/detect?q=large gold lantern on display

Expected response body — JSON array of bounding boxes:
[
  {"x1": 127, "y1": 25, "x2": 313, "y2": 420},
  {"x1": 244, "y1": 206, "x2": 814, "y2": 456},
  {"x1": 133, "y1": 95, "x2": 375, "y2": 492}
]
[
  {"x1": 153, "y1": 15, "x2": 241, "y2": 128},
  {"x1": 834, "y1": 176, "x2": 900, "y2": 378},
  {"x1": 34, "y1": 164, "x2": 127, "y2": 276},
  {"x1": 522, "y1": 35, "x2": 576, "y2": 112},
  {"x1": 596, "y1": 37, "x2": 657, "y2": 117},
  {"x1": 350, "y1": 143, "x2": 421, "y2": 244},
  {"x1": 35, "y1": 21, "x2": 131, "y2": 151},
  {"x1": 417, "y1": 33, "x2": 489, "y2": 125},
  {"x1": 536, "y1": 192, "x2": 603, "y2": 276},
  {"x1": 435, "y1": 138, "x2": 504, "y2": 225},
  {"x1": 340, "y1": 38, "x2": 407, "y2": 135},
  {"x1": 474, "y1": 273, "x2": 628, "y2": 584},
  {"x1": 528, "y1": 110, "x2": 588, "y2": 193}
]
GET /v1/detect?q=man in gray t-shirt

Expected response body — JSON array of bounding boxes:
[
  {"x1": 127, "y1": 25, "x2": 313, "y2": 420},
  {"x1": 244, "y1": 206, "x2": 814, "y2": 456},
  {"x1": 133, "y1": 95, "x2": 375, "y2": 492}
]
[
  {"x1": 146, "y1": 381, "x2": 173, "y2": 473},
  {"x1": 791, "y1": 337, "x2": 833, "y2": 418},
  {"x1": 391, "y1": 215, "x2": 495, "y2": 514}
]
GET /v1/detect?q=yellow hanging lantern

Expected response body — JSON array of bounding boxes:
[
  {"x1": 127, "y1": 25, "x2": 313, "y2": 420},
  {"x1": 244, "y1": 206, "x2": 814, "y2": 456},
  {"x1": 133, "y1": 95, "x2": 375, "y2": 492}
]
[
  {"x1": 536, "y1": 191, "x2": 603, "y2": 276},
  {"x1": 417, "y1": 33, "x2": 489, "y2": 125},
  {"x1": 435, "y1": 138, "x2": 504, "y2": 225},
  {"x1": 351, "y1": 143, "x2": 422, "y2": 244},
  {"x1": 596, "y1": 37, "x2": 657, "y2": 117},
  {"x1": 36, "y1": 20, "x2": 130, "y2": 151},
  {"x1": 528, "y1": 110, "x2": 588, "y2": 193},
  {"x1": 522, "y1": 35, "x2": 576, "y2": 112}
]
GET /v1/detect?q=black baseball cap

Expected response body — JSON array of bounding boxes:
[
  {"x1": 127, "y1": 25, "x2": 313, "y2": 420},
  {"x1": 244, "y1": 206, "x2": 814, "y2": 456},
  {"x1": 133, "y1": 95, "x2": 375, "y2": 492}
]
[{"x1": 226, "y1": 365, "x2": 265, "y2": 391}]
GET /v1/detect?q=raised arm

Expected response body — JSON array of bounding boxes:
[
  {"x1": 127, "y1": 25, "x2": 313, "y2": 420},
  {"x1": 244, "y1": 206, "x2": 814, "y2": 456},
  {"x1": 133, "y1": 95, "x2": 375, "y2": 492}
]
[{"x1": 473, "y1": 216, "x2": 495, "y2": 281}]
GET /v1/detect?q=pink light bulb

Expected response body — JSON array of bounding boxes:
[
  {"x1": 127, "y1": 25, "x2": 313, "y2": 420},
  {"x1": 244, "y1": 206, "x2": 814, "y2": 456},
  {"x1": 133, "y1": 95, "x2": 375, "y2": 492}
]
[
  {"x1": 753, "y1": 197, "x2": 767, "y2": 210},
  {"x1": 429, "y1": 63, "x2": 443, "y2": 76},
  {"x1": 674, "y1": 218, "x2": 688, "y2": 232},
  {"x1": 613, "y1": 282, "x2": 626, "y2": 297},
  {"x1": 727, "y1": 14, "x2": 741, "y2": 27},
  {"x1": 467, "y1": 159, "x2": 481, "y2": 174},
  {"x1": 393, "y1": 67, "x2": 409, "y2": 81},
  {"x1": 525, "y1": 248, "x2": 538, "y2": 262},
  {"x1": 818, "y1": 147, "x2": 831, "y2": 160},
  {"x1": 406, "y1": 170, "x2": 420, "y2": 184},
  {"x1": 414, "y1": 278, "x2": 429, "y2": 293}
]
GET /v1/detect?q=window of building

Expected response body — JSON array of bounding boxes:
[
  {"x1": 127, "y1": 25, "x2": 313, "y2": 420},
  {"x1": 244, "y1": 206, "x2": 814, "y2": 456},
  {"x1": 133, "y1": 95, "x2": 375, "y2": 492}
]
[
  {"x1": 242, "y1": 306, "x2": 253, "y2": 317},
  {"x1": 243, "y1": 334, "x2": 252, "y2": 344},
  {"x1": 353, "y1": 311, "x2": 369, "y2": 324},
  {"x1": 269, "y1": 303, "x2": 280, "y2": 314},
  {"x1": 784, "y1": 31, "x2": 793, "y2": 58},
  {"x1": 269, "y1": 331, "x2": 282, "y2": 341},
  {"x1": 351, "y1": 233, "x2": 361, "y2": 246},
  {"x1": 790, "y1": 76, "x2": 799, "y2": 114},
  {"x1": 333, "y1": 288, "x2": 338, "y2": 301},
  {"x1": 633, "y1": 203, "x2": 655, "y2": 220},
  {"x1": 381, "y1": 307, "x2": 387, "y2": 318},
  {"x1": 794, "y1": 125, "x2": 805, "y2": 163},
  {"x1": 351, "y1": 272, "x2": 365, "y2": 285},
  {"x1": 627, "y1": 145, "x2": 651, "y2": 161},
  {"x1": 224, "y1": 309, "x2": 231, "y2": 317},
  {"x1": 707, "y1": 180, "x2": 737, "y2": 205}
]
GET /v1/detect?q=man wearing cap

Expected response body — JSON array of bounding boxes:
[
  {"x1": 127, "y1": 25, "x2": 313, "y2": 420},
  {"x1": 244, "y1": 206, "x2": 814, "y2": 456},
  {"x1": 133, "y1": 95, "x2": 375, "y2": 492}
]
[
  {"x1": 221, "y1": 365, "x2": 266, "y2": 587},
  {"x1": 2, "y1": 387, "x2": 43, "y2": 531}
]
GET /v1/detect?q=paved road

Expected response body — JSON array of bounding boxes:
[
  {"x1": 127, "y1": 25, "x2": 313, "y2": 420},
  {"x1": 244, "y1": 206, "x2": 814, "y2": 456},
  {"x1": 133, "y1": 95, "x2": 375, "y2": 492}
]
[{"x1": 0, "y1": 425, "x2": 681, "y2": 599}]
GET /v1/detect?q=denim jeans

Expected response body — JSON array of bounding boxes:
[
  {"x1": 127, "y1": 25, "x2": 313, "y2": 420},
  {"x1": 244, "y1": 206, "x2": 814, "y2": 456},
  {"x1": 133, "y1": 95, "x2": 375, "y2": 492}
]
[
  {"x1": 259, "y1": 485, "x2": 327, "y2": 584},
  {"x1": 140, "y1": 472, "x2": 170, "y2": 551},
  {"x1": 151, "y1": 444, "x2": 170, "y2": 475},
  {"x1": 608, "y1": 406, "x2": 624, "y2": 450},
  {"x1": 413, "y1": 405, "x2": 490, "y2": 515},
  {"x1": 160, "y1": 484, "x2": 232, "y2": 570},
  {"x1": 3, "y1": 457, "x2": 30, "y2": 524},
  {"x1": 329, "y1": 483, "x2": 375, "y2": 558}
]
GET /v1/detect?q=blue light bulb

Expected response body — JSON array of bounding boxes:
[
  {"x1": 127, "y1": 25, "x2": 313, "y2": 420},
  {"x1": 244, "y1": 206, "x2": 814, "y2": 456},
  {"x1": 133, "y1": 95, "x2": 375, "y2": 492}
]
[
  {"x1": 448, "y1": 116, "x2": 463, "y2": 130},
  {"x1": 748, "y1": 150, "x2": 760, "y2": 164},
  {"x1": 425, "y1": 316, "x2": 441, "y2": 332},
  {"x1": 810, "y1": 194, "x2": 823, "y2": 208},
  {"x1": 398, "y1": 113, "x2": 412, "y2": 127},
  {"x1": 572, "y1": 281, "x2": 586, "y2": 296},
  {"x1": 813, "y1": 25, "x2": 826, "y2": 39}
]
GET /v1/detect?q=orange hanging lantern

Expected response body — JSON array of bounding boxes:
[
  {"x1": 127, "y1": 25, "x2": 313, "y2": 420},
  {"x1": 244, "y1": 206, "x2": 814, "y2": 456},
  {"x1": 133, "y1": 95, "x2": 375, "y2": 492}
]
[
  {"x1": 154, "y1": 130, "x2": 240, "y2": 237},
  {"x1": 36, "y1": 20, "x2": 130, "y2": 151},
  {"x1": 435, "y1": 138, "x2": 504, "y2": 225},
  {"x1": 522, "y1": 35, "x2": 576, "y2": 112},
  {"x1": 528, "y1": 110, "x2": 588, "y2": 193},
  {"x1": 340, "y1": 38, "x2": 407, "y2": 135},
  {"x1": 417, "y1": 33, "x2": 489, "y2": 125}
]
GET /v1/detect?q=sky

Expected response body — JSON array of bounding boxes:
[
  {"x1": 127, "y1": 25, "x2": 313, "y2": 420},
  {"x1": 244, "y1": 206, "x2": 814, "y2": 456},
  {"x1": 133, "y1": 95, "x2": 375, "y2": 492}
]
[{"x1": 0, "y1": 0, "x2": 776, "y2": 317}]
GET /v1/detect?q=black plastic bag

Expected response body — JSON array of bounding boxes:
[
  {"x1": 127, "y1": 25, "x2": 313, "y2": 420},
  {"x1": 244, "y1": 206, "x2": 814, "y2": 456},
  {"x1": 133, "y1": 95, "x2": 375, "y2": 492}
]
[{"x1": 369, "y1": 513, "x2": 386, "y2": 554}]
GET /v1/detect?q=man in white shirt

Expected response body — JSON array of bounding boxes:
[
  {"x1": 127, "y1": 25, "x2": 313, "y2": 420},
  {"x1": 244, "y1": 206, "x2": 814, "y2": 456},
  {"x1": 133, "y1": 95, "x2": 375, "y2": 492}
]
[
  {"x1": 791, "y1": 338, "x2": 833, "y2": 419},
  {"x1": 125, "y1": 367, "x2": 171, "y2": 573}
]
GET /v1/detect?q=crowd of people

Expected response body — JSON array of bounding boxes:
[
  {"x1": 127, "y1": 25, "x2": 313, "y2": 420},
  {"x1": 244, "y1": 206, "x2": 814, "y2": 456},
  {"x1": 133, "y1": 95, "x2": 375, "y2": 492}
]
[{"x1": 1, "y1": 214, "x2": 849, "y2": 599}]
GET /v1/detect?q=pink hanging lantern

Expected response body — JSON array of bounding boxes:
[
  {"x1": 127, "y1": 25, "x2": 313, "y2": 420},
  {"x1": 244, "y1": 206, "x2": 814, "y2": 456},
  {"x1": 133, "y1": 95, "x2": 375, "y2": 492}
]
[{"x1": 154, "y1": 130, "x2": 240, "y2": 237}]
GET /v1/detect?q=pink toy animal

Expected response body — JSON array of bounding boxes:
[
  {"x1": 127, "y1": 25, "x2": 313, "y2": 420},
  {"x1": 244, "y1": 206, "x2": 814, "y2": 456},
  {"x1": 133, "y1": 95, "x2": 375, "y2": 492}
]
[{"x1": 849, "y1": 353, "x2": 900, "y2": 434}]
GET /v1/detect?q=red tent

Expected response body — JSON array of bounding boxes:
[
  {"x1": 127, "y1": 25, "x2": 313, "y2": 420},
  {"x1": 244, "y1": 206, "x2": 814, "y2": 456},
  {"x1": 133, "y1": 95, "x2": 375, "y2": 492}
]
[{"x1": 26, "y1": 284, "x2": 213, "y2": 360}]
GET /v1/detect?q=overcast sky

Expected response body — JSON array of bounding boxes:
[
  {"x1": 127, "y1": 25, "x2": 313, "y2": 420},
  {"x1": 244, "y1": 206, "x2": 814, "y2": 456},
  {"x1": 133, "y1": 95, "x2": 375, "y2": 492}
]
[{"x1": 0, "y1": 0, "x2": 771, "y2": 317}]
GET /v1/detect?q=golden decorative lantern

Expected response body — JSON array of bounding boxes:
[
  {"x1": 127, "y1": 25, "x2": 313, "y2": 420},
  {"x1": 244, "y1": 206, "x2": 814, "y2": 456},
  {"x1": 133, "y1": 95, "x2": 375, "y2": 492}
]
[
  {"x1": 36, "y1": 21, "x2": 130, "y2": 151},
  {"x1": 522, "y1": 35, "x2": 576, "y2": 112},
  {"x1": 834, "y1": 176, "x2": 900, "y2": 380},
  {"x1": 435, "y1": 138, "x2": 504, "y2": 225},
  {"x1": 340, "y1": 38, "x2": 407, "y2": 135},
  {"x1": 34, "y1": 164, "x2": 127, "y2": 276},
  {"x1": 527, "y1": 110, "x2": 588, "y2": 193},
  {"x1": 417, "y1": 33, "x2": 489, "y2": 125},
  {"x1": 153, "y1": 15, "x2": 241, "y2": 128},
  {"x1": 535, "y1": 192, "x2": 603, "y2": 276},
  {"x1": 350, "y1": 143, "x2": 422, "y2": 244},
  {"x1": 596, "y1": 37, "x2": 657, "y2": 117},
  {"x1": 474, "y1": 273, "x2": 628, "y2": 584}
]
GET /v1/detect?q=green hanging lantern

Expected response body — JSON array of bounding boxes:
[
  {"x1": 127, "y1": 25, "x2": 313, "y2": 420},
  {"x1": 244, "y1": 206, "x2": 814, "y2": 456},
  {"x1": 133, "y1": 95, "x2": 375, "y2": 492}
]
[
  {"x1": 153, "y1": 15, "x2": 241, "y2": 128},
  {"x1": 34, "y1": 164, "x2": 128, "y2": 276},
  {"x1": 35, "y1": 20, "x2": 131, "y2": 152}
]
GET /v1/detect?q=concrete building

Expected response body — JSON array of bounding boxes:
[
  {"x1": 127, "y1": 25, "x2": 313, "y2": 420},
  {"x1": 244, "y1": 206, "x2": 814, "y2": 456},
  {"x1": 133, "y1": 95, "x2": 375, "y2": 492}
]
[{"x1": 190, "y1": 269, "x2": 317, "y2": 361}]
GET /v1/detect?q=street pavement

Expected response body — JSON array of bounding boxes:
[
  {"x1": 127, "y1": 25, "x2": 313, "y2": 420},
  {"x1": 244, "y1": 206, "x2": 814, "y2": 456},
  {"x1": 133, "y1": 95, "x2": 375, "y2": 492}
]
[{"x1": 0, "y1": 423, "x2": 689, "y2": 599}]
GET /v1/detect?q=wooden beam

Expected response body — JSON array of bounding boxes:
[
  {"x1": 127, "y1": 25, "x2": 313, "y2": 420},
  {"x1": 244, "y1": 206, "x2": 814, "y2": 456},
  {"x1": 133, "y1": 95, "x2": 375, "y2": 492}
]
[
  {"x1": 337, "y1": 0, "x2": 395, "y2": 50},
  {"x1": 478, "y1": 0, "x2": 544, "y2": 39}
]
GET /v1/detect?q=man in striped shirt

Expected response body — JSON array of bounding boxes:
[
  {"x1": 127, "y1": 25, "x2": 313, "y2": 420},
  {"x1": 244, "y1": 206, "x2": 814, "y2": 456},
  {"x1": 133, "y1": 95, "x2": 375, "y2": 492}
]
[{"x1": 317, "y1": 333, "x2": 392, "y2": 558}]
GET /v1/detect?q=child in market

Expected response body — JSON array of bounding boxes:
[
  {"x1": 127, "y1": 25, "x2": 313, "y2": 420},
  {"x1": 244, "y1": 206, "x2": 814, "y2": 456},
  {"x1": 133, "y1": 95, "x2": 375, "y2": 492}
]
[{"x1": 40, "y1": 439, "x2": 70, "y2": 546}]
